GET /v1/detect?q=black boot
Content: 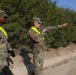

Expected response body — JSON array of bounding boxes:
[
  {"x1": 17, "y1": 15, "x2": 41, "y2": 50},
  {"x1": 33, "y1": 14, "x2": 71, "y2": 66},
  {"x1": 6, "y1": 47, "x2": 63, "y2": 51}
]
[
  {"x1": 1, "y1": 66, "x2": 14, "y2": 75},
  {"x1": 28, "y1": 72, "x2": 35, "y2": 75}
]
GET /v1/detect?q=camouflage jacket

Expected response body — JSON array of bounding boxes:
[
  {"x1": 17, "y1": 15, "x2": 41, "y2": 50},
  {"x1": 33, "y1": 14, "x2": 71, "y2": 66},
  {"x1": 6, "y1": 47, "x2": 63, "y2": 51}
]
[
  {"x1": 28, "y1": 26, "x2": 59, "y2": 53},
  {"x1": 0, "y1": 30, "x2": 12, "y2": 59}
]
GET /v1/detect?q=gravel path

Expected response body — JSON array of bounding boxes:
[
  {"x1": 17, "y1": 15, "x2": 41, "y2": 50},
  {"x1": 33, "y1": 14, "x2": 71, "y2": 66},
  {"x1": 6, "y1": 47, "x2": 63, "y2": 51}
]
[
  {"x1": 10, "y1": 50, "x2": 76, "y2": 75},
  {"x1": 43, "y1": 56, "x2": 76, "y2": 75},
  {"x1": 10, "y1": 44, "x2": 76, "y2": 75}
]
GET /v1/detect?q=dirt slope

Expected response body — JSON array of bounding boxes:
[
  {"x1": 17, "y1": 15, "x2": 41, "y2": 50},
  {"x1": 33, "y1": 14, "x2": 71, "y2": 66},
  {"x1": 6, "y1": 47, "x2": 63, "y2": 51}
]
[{"x1": 9, "y1": 43, "x2": 76, "y2": 75}]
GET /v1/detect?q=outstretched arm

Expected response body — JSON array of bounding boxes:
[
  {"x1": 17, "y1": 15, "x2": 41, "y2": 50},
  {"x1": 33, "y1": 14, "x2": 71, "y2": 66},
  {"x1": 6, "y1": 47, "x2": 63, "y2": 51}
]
[{"x1": 42, "y1": 23, "x2": 68, "y2": 33}]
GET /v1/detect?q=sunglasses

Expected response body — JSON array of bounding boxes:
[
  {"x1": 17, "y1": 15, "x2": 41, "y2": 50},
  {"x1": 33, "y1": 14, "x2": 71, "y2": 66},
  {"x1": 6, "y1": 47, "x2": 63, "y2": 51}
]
[
  {"x1": 4, "y1": 16, "x2": 8, "y2": 19},
  {"x1": 37, "y1": 22, "x2": 42, "y2": 24}
]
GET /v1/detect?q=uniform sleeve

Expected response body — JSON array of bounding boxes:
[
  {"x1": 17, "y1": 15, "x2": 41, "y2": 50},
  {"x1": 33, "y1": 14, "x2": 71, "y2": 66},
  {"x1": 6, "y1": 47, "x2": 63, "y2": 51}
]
[
  {"x1": 28, "y1": 31, "x2": 42, "y2": 43},
  {"x1": 47, "y1": 26, "x2": 58, "y2": 31},
  {"x1": 40, "y1": 26, "x2": 59, "y2": 35}
]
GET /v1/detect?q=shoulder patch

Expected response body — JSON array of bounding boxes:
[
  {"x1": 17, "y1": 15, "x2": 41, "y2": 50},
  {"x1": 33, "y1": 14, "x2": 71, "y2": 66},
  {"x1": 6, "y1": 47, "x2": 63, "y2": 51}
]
[
  {"x1": 28, "y1": 31, "x2": 36, "y2": 37},
  {"x1": 28, "y1": 31, "x2": 34, "y2": 35}
]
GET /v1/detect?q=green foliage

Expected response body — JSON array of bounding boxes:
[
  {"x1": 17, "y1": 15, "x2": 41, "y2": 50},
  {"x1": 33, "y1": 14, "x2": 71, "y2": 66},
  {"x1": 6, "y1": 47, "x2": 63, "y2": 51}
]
[{"x1": 0, "y1": 0, "x2": 76, "y2": 50}]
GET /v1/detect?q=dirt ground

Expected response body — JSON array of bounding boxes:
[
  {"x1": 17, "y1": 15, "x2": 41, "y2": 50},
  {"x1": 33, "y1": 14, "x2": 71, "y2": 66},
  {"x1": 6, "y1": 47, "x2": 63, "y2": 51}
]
[
  {"x1": 44, "y1": 43, "x2": 76, "y2": 58},
  {"x1": 43, "y1": 56, "x2": 76, "y2": 75},
  {"x1": 9, "y1": 43, "x2": 76, "y2": 75}
]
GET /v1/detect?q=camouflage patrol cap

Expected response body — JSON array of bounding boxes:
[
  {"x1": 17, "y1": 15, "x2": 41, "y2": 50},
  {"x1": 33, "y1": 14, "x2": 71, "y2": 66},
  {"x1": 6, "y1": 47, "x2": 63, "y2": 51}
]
[
  {"x1": 33, "y1": 17, "x2": 42, "y2": 24},
  {"x1": 0, "y1": 10, "x2": 8, "y2": 18}
]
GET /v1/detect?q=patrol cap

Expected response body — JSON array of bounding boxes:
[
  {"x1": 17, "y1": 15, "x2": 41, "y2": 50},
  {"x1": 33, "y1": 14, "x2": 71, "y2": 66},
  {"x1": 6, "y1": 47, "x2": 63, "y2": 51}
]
[
  {"x1": 0, "y1": 10, "x2": 8, "y2": 18},
  {"x1": 33, "y1": 17, "x2": 42, "y2": 24}
]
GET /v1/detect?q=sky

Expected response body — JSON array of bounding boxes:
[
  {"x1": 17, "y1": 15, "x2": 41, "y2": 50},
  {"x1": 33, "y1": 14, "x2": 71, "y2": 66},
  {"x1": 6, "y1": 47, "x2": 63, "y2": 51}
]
[{"x1": 51, "y1": 0, "x2": 76, "y2": 11}]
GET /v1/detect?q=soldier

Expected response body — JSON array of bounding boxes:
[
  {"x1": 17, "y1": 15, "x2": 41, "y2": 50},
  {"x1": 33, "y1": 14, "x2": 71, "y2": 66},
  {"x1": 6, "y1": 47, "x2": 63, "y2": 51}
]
[
  {"x1": 28, "y1": 17, "x2": 67, "y2": 75},
  {"x1": 0, "y1": 10, "x2": 15, "y2": 75}
]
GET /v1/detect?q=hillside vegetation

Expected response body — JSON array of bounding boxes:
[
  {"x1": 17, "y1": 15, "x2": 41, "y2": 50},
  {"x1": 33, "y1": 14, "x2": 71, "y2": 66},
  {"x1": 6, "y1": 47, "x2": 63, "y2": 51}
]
[{"x1": 0, "y1": 0, "x2": 76, "y2": 51}]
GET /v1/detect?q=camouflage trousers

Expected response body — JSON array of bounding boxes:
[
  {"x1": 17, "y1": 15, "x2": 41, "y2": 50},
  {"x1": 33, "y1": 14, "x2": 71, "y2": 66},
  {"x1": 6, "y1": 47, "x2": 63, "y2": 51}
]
[
  {"x1": 0, "y1": 43, "x2": 8, "y2": 72},
  {"x1": 0, "y1": 66, "x2": 13, "y2": 75},
  {"x1": 0, "y1": 58, "x2": 8, "y2": 72},
  {"x1": 33, "y1": 49, "x2": 44, "y2": 75},
  {"x1": 0, "y1": 57, "x2": 13, "y2": 75}
]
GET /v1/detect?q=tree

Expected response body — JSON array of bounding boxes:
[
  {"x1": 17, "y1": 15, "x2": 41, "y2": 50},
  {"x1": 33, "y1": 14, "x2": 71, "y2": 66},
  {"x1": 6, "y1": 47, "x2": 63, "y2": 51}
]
[{"x1": 0, "y1": 0, "x2": 76, "y2": 50}]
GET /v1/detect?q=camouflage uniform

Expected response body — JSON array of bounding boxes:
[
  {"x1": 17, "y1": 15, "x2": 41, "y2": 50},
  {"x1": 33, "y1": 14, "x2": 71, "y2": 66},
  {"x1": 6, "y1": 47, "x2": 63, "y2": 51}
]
[
  {"x1": 28, "y1": 17, "x2": 59, "y2": 75},
  {"x1": 0, "y1": 10, "x2": 13, "y2": 75}
]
